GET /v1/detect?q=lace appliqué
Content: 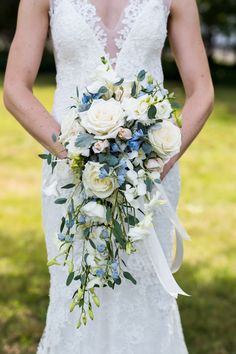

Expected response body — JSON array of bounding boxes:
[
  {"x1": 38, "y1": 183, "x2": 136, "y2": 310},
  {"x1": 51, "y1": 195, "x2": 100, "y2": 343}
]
[
  {"x1": 115, "y1": 0, "x2": 147, "y2": 51},
  {"x1": 76, "y1": 0, "x2": 107, "y2": 49}
]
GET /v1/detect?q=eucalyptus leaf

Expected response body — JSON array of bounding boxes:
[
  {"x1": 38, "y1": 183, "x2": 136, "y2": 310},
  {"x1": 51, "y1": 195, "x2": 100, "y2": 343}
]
[
  {"x1": 66, "y1": 271, "x2": 75, "y2": 286},
  {"x1": 61, "y1": 183, "x2": 76, "y2": 189},
  {"x1": 148, "y1": 105, "x2": 157, "y2": 119},
  {"x1": 98, "y1": 86, "x2": 108, "y2": 94},
  {"x1": 125, "y1": 214, "x2": 139, "y2": 226},
  {"x1": 38, "y1": 153, "x2": 49, "y2": 160},
  {"x1": 123, "y1": 271, "x2": 137, "y2": 285},
  {"x1": 55, "y1": 197, "x2": 67, "y2": 204},
  {"x1": 137, "y1": 69, "x2": 146, "y2": 81},
  {"x1": 114, "y1": 78, "x2": 124, "y2": 86},
  {"x1": 131, "y1": 81, "x2": 137, "y2": 97},
  {"x1": 75, "y1": 133, "x2": 95, "y2": 148}
]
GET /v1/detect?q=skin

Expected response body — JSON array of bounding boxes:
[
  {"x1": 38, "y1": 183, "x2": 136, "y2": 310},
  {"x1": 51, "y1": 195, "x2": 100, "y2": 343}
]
[{"x1": 3, "y1": 0, "x2": 214, "y2": 177}]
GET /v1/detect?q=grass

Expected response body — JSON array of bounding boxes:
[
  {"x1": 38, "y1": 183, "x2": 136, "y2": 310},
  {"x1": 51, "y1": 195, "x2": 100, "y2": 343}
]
[{"x1": 0, "y1": 74, "x2": 235, "y2": 354}]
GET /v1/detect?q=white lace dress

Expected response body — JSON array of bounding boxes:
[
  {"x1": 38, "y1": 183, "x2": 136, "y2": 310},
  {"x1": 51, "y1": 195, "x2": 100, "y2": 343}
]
[{"x1": 37, "y1": 0, "x2": 188, "y2": 353}]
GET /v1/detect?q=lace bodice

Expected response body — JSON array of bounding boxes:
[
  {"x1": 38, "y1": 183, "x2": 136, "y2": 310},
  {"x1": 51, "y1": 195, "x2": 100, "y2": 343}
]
[{"x1": 48, "y1": 0, "x2": 172, "y2": 124}]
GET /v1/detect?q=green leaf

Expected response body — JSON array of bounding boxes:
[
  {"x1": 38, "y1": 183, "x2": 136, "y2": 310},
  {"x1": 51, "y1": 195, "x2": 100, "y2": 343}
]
[
  {"x1": 123, "y1": 271, "x2": 137, "y2": 285},
  {"x1": 106, "y1": 207, "x2": 112, "y2": 222},
  {"x1": 83, "y1": 228, "x2": 90, "y2": 238},
  {"x1": 38, "y1": 153, "x2": 49, "y2": 160},
  {"x1": 107, "y1": 154, "x2": 119, "y2": 166},
  {"x1": 131, "y1": 81, "x2": 137, "y2": 97},
  {"x1": 75, "y1": 133, "x2": 95, "y2": 148},
  {"x1": 114, "y1": 78, "x2": 124, "y2": 86},
  {"x1": 145, "y1": 177, "x2": 153, "y2": 193},
  {"x1": 60, "y1": 216, "x2": 66, "y2": 232},
  {"x1": 142, "y1": 142, "x2": 152, "y2": 154},
  {"x1": 61, "y1": 183, "x2": 76, "y2": 189},
  {"x1": 137, "y1": 69, "x2": 146, "y2": 81},
  {"x1": 114, "y1": 276, "x2": 122, "y2": 285},
  {"x1": 113, "y1": 220, "x2": 125, "y2": 247},
  {"x1": 98, "y1": 86, "x2": 108, "y2": 94},
  {"x1": 125, "y1": 214, "x2": 139, "y2": 226},
  {"x1": 66, "y1": 271, "x2": 75, "y2": 286},
  {"x1": 51, "y1": 161, "x2": 57, "y2": 174},
  {"x1": 89, "y1": 239, "x2": 96, "y2": 249},
  {"x1": 148, "y1": 105, "x2": 157, "y2": 119},
  {"x1": 55, "y1": 197, "x2": 67, "y2": 204}
]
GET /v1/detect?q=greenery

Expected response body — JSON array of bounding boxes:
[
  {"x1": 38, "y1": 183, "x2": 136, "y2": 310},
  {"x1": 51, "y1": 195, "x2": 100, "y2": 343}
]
[{"x1": 0, "y1": 74, "x2": 235, "y2": 353}]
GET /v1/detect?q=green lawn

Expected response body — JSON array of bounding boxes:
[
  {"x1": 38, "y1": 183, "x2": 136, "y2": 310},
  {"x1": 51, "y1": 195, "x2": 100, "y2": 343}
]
[{"x1": 0, "y1": 75, "x2": 235, "y2": 354}]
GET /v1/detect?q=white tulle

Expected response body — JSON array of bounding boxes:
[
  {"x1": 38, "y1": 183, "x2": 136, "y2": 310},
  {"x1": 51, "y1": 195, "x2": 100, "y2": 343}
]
[{"x1": 37, "y1": 0, "x2": 188, "y2": 353}]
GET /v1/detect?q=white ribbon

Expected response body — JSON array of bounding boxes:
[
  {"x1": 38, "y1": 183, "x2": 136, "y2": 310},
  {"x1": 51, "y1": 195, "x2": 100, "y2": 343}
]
[{"x1": 138, "y1": 181, "x2": 191, "y2": 298}]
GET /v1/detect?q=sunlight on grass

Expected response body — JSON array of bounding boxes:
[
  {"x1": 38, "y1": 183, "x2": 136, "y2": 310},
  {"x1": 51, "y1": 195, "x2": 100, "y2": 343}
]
[{"x1": 0, "y1": 75, "x2": 235, "y2": 354}]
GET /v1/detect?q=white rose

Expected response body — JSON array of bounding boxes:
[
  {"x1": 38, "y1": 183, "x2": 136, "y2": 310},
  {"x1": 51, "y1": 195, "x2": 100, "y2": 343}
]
[
  {"x1": 82, "y1": 162, "x2": 118, "y2": 199},
  {"x1": 148, "y1": 120, "x2": 181, "y2": 160},
  {"x1": 60, "y1": 109, "x2": 84, "y2": 144},
  {"x1": 81, "y1": 201, "x2": 106, "y2": 223},
  {"x1": 66, "y1": 135, "x2": 90, "y2": 158},
  {"x1": 118, "y1": 127, "x2": 132, "y2": 140},
  {"x1": 145, "y1": 158, "x2": 164, "y2": 173},
  {"x1": 92, "y1": 139, "x2": 109, "y2": 154},
  {"x1": 155, "y1": 99, "x2": 172, "y2": 120},
  {"x1": 80, "y1": 99, "x2": 125, "y2": 139},
  {"x1": 122, "y1": 95, "x2": 150, "y2": 124}
]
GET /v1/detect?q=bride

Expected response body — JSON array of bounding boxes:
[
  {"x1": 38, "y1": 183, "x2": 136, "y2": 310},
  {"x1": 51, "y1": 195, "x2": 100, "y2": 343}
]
[{"x1": 3, "y1": 0, "x2": 214, "y2": 353}]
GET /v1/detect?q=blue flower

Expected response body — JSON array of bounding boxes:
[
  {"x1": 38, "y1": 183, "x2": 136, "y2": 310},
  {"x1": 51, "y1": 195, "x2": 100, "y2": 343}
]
[
  {"x1": 118, "y1": 174, "x2": 125, "y2": 186},
  {"x1": 57, "y1": 233, "x2": 65, "y2": 241},
  {"x1": 117, "y1": 165, "x2": 126, "y2": 186},
  {"x1": 133, "y1": 129, "x2": 144, "y2": 140},
  {"x1": 101, "y1": 229, "x2": 109, "y2": 240},
  {"x1": 82, "y1": 94, "x2": 90, "y2": 104},
  {"x1": 111, "y1": 143, "x2": 120, "y2": 153},
  {"x1": 99, "y1": 167, "x2": 109, "y2": 179},
  {"x1": 78, "y1": 215, "x2": 86, "y2": 224},
  {"x1": 92, "y1": 93, "x2": 100, "y2": 100},
  {"x1": 128, "y1": 139, "x2": 141, "y2": 151},
  {"x1": 66, "y1": 219, "x2": 75, "y2": 228},
  {"x1": 97, "y1": 244, "x2": 106, "y2": 253},
  {"x1": 111, "y1": 270, "x2": 119, "y2": 280},
  {"x1": 96, "y1": 269, "x2": 105, "y2": 278},
  {"x1": 119, "y1": 159, "x2": 127, "y2": 168},
  {"x1": 65, "y1": 235, "x2": 74, "y2": 243},
  {"x1": 111, "y1": 259, "x2": 119, "y2": 270}
]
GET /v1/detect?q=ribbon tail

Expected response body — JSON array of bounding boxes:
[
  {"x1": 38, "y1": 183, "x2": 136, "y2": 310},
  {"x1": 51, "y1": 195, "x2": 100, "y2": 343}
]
[{"x1": 144, "y1": 224, "x2": 189, "y2": 297}]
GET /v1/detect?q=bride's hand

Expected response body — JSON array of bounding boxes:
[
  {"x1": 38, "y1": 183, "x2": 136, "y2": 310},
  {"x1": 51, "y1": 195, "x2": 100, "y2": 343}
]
[{"x1": 51, "y1": 139, "x2": 68, "y2": 160}]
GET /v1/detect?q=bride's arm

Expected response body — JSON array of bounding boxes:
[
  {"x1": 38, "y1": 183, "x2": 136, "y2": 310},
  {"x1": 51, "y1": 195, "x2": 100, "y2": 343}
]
[
  {"x1": 161, "y1": 0, "x2": 214, "y2": 179},
  {"x1": 3, "y1": 0, "x2": 67, "y2": 159}
]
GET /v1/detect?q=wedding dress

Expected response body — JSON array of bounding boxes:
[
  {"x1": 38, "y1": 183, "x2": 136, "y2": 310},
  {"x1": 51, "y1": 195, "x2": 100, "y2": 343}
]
[{"x1": 37, "y1": 0, "x2": 189, "y2": 353}]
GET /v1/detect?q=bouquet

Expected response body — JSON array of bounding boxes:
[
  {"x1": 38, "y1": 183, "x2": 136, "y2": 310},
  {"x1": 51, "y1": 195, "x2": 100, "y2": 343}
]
[{"x1": 40, "y1": 56, "x2": 189, "y2": 329}]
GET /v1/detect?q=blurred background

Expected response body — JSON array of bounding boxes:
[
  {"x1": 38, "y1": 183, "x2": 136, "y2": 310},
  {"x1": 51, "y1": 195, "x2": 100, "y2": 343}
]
[{"x1": 0, "y1": 1, "x2": 235, "y2": 353}]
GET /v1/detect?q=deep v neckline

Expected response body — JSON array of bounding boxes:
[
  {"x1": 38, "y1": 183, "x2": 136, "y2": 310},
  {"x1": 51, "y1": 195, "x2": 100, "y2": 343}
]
[
  {"x1": 87, "y1": 0, "x2": 130, "y2": 32},
  {"x1": 66, "y1": 0, "x2": 150, "y2": 70}
]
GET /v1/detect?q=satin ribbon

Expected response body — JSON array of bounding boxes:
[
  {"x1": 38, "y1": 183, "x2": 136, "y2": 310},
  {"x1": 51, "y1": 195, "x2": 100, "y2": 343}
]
[{"x1": 138, "y1": 181, "x2": 191, "y2": 298}]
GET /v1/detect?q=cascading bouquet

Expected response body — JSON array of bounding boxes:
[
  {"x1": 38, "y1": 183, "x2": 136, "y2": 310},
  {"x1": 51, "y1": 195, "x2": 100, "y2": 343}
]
[{"x1": 40, "y1": 56, "x2": 189, "y2": 329}]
